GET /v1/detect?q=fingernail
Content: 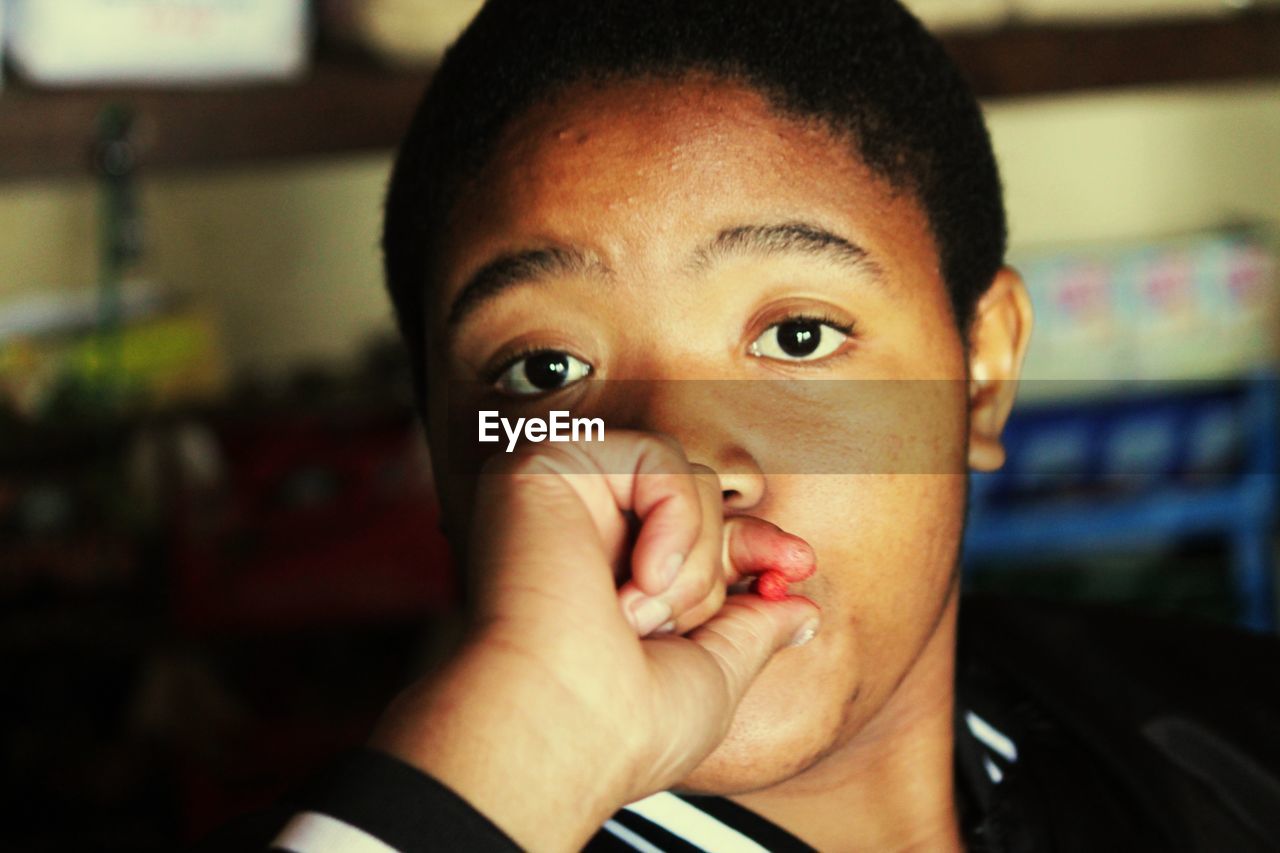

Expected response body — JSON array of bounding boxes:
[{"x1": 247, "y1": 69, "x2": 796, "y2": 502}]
[
  {"x1": 630, "y1": 597, "x2": 674, "y2": 636},
  {"x1": 654, "y1": 620, "x2": 677, "y2": 635},
  {"x1": 790, "y1": 619, "x2": 820, "y2": 648},
  {"x1": 659, "y1": 553, "x2": 683, "y2": 590}
]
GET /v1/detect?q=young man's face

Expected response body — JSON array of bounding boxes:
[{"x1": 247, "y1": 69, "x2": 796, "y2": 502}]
[{"x1": 423, "y1": 77, "x2": 983, "y2": 793}]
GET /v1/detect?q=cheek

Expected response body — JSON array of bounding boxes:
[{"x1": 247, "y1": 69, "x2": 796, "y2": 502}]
[
  {"x1": 788, "y1": 472, "x2": 966, "y2": 703},
  {"x1": 678, "y1": 472, "x2": 966, "y2": 794},
  {"x1": 818, "y1": 474, "x2": 966, "y2": 684},
  {"x1": 740, "y1": 381, "x2": 969, "y2": 477},
  {"x1": 778, "y1": 472, "x2": 965, "y2": 653}
]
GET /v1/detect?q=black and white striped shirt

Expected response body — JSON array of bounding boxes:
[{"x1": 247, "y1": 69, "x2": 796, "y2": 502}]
[
  {"x1": 269, "y1": 708, "x2": 1019, "y2": 853},
  {"x1": 208, "y1": 597, "x2": 1280, "y2": 852}
]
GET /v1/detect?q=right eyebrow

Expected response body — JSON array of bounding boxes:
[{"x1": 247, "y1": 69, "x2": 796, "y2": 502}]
[
  {"x1": 689, "y1": 221, "x2": 885, "y2": 281},
  {"x1": 445, "y1": 246, "x2": 610, "y2": 329}
]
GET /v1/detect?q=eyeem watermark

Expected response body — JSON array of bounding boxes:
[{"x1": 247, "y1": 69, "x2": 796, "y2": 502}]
[{"x1": 479, "y1": 410, "x2": 606, "y2": 453}]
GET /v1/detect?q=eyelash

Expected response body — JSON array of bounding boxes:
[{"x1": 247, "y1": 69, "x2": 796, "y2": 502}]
[
  {"x1": 753, "y1": 312, "x2": 858, "y2": 364},
  {"x1": 777, "y1": 312, "x2": 856, "y2": 339},
  {"x1": 483, "y1": 345, "x2": 556, "y2": 385},
  {"x1": 481, "y1": 312, "x2": 858, "y2": 385}
]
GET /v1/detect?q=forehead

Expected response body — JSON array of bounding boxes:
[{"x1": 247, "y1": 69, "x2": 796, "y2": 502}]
[{"x1": 436, "y1": 76, "x2": 940, "y2": 316}]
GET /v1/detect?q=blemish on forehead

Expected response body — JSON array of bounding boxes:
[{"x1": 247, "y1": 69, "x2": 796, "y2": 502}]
[
  {"x1": 555, "y1": 126, "x2": 592, "y2": 144},
  {"x1": 447, "y1": 75, "x2": 939, "y2": 288}
]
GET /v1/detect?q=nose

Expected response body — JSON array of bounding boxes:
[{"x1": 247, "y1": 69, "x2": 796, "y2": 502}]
[
  {"x1": 711, "y1": 450, "x2": 766, "y2": 512},
  {"x1": 613, "y1": 380, "x2": 766, "y2": 512}
]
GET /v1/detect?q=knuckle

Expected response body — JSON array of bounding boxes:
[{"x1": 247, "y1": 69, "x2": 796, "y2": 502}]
[
  {"x1": 645, "y1": 432, "x2": 690, "y2": 464},
  {"x1": 698, "y1": 559, "x2": 724, "y2": 599},
  {"x1": 702, "y1": 578, "x2": 727, "y2": 613},
  {"x1": 478, "y1": 446, "x2": 583, "y2": 497},
  {"x1": 688, "y1": 462, "x2": 717, "y2": 478},
  {"x1": 478, "y1": 445, "x2": 537, "y2": 476},
  {"x1": 689, "y1": 463, "x2": 722, "y2": 492},
  {"x1": 677, "y1": 558, "x2": 722, "y2": 607},
  {"x1": 675, "y1": 584, "x2": 726, "y2": 633},
  {"x1": 707, "y1": 617, "x2": 764, "y2": 679}
]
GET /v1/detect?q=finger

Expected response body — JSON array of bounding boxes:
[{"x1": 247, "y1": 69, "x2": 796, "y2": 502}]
[
  {"x1": 607, "y1": 434, "x2": 703, "y2": 598},
  {"x1": 668, "y1": 515, "x2": 818, "y2": 632},
  {"x1": 685, "y1": 595, "x2": 822, "y2": 706},
  {"x1": 470, "y1": 449, "x2": 625, "y2": 623},
  {"x1": 722, "y1": 517, "x2": 817, "y2": 588},
  {"x1": 656, "y1": 464, "x2": 725, "y2": 634},
  {"x1": 619, "y1": 464, "x2": 723, "y2": 635},
  {"x1": 626, "y1": 512, "x2": 819, "y2": 636},
  {"x1": 470, "y1": 436, "x2": 698, "y2": 628},
  {"x1": 522, "y1": 433, "x2": 703, "y2": 598}
]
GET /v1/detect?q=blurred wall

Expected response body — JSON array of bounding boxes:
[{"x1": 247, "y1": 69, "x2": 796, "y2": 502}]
[
  {"x1": 1, "y1": 82, "x2": 1278, "y2": 379},
  {"x1": 0, "y1": 155, "x2": 393, "y2": 379},
  {"x1": 993, "y1": 82, "x2": 1280, "y2": 250}
]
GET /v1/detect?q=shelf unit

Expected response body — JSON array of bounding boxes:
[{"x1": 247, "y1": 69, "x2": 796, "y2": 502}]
[
  {"x1": 964, "y1": 377, "x2": 1280, "y2": 632},
  {"x1": 0, "y1": 60, "x2": 432, "y2": 180},
  {"x1": 1, "y1": 11, "x2": 1279, "y2": 180}
]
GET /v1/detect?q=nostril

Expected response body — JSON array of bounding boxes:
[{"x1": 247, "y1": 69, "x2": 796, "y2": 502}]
[{"x1": 714, "y1": 455, "x2": 766, "y2": 510}]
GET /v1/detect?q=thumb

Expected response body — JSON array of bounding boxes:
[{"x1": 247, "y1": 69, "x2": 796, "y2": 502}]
[{"x1": 686, "y1": 595, "x2": 821, "y2": 706}]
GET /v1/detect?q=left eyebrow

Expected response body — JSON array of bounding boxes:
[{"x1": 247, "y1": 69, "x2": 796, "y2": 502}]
[
  {"x1": 689, "y1": 221, "x2": 886, "y2": 281},
  {"x1": 445, "y1": 245, "x2": 610, "y2": 329}
]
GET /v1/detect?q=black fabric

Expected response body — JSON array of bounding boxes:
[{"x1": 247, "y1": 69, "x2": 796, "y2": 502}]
[
  {"x1": 194, "y1": 597, "x2": 1280, "y2": 852},
  {"x1": 192, "y1": 749, "x2": 519, "y2": 853},
  {"x1": 1143, "y1": 715, "x2": 1280, "y2": 842},
  {"x1": 279, "y1": 749, "x2": 518, "y2": 853},
  {"x1": 959, "y1": 596, "x2": 1280, "y2": 852},
  {"x1": 954, "y1": 626, "x2": 1157, "y2": 852},
  {"x1": 952, "y1": 700, "x2": 999, "y2": 850}
]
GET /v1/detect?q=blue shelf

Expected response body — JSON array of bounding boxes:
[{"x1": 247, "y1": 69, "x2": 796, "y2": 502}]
[{"x1": 963, "y1": 376, "x2": 1279, "y2": 632}]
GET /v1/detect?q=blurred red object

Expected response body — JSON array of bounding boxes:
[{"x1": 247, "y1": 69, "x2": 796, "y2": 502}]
[{"x1": 170, "y1": 411, "x2": 456, "y2": 633}]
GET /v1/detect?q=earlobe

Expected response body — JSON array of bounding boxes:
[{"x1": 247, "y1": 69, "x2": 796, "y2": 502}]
[{"x1": 967, "y1": 266, "x2": 1034, "y2": 472}]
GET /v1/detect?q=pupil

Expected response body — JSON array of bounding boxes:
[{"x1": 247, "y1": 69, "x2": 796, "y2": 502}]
[
  {"x1": 525, "y1": 352, "x2": 570, "y2": 389},
  {"x1": 778, "y1": 320, "x2": 821, "y2": 357}
]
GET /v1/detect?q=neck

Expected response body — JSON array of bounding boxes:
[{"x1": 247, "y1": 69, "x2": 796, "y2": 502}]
[{"x1": 730, "y1": 592, "x2": 962, "y2": 853}]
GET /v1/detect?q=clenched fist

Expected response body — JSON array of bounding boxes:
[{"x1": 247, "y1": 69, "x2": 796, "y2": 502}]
[{"x1": 371, "y1": 432, "x2": 820, "y2": 851}]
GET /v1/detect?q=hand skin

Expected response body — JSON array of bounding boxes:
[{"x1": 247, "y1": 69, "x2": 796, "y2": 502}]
[{"x1": 370, "y1": 433, "x2": 821, "y2": 852}]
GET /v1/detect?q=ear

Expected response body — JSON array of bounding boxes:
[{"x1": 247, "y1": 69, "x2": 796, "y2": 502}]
[{"x1": 967, "y1": 266, "x2": 1034, "y2": 472}]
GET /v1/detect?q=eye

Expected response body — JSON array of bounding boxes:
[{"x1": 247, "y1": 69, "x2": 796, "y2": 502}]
[
  {"x1": 493, "y1": 350, "x2": 593, "y2": 396},
  {"x1": 749, "y1": 317, "x2": 852, "y2": 362}
]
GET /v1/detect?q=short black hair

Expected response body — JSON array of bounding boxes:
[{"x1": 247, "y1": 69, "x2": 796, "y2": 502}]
[{"x1": 383, "y1": 0, "x2": 1007, "y2": 406}]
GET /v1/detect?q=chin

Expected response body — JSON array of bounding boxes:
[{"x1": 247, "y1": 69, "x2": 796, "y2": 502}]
[
  {"x1": 674, "y1": 654, "x2": 855, "y2": 796},
  {"x1": 675, "y1": 744, "x2": 822, "y2": 797}
]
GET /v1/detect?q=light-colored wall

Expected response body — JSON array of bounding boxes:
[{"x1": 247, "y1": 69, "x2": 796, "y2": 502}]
[
  {"x1": 989, "y1": 82, "x2": 1280, "y2": 251},
  {"x1": 0, "y1": 155, "x2": 394, "y2": 377},
  {"x1": 2, "y1": 82, "x2": 1278, "y2": 378},
  {"x1": 145, "y1": 157, "x2": 395, "y2": 377}
]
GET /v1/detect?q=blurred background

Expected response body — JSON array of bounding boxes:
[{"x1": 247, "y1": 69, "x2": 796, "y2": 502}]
[{"x1": 1, "y1": 1, "x2": 1278, "y2": 849}]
